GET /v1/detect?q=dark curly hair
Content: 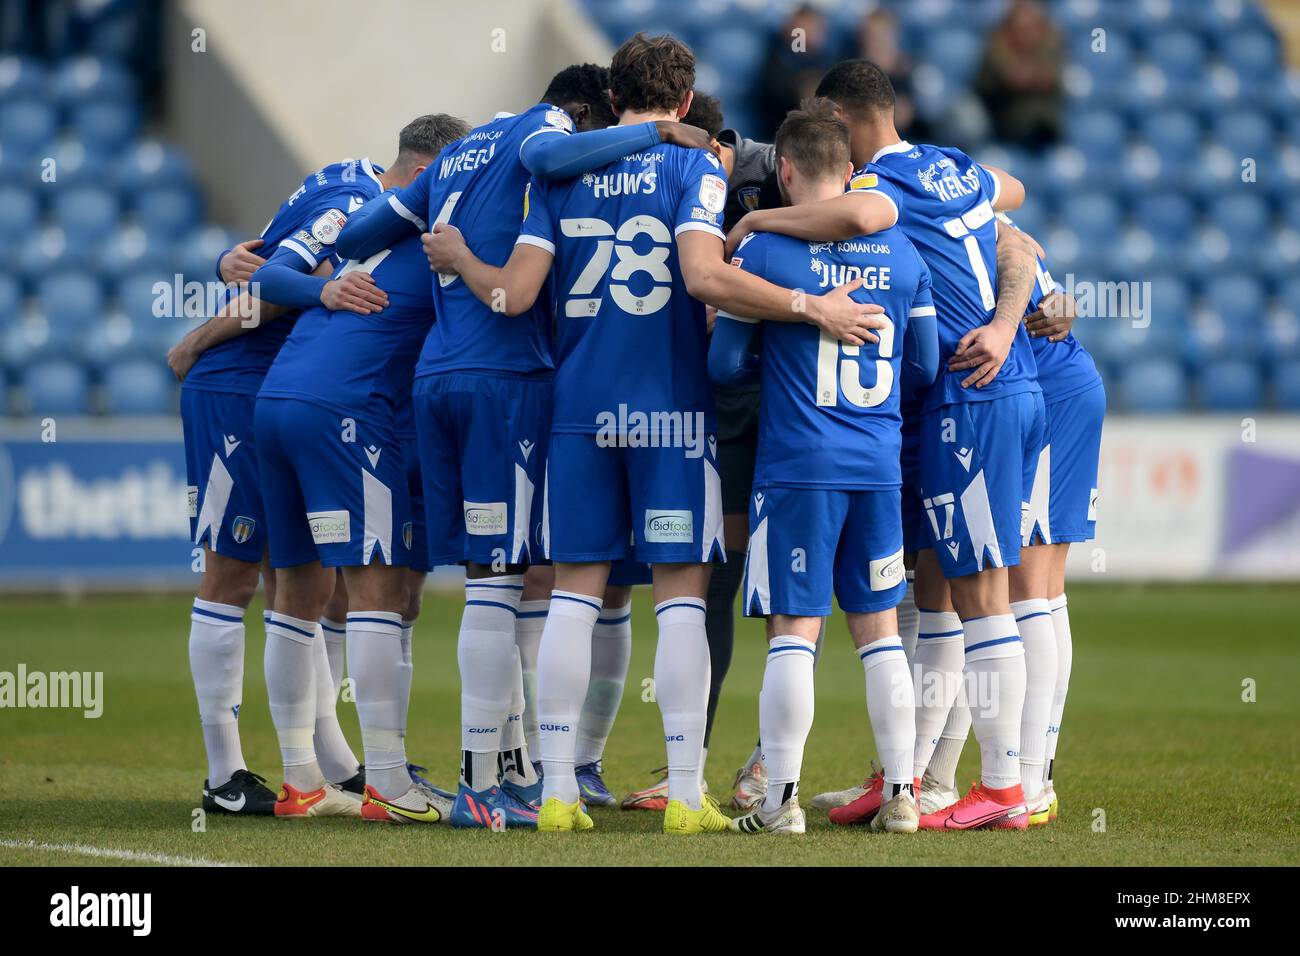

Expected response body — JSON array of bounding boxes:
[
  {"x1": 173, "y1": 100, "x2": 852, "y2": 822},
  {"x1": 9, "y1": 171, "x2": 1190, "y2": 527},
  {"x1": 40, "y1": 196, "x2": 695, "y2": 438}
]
[
  {"x1": 544, "y1": 63, "x2": 617, "y2": 129},
  {"x1": 609, "y1": 32, "x2": 695, "y2": 115}
]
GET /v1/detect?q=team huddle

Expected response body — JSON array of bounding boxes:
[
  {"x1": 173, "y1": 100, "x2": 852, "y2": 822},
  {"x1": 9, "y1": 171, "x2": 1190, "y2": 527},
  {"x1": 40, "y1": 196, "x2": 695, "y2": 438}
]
[{"x1": 169, "y1": 32, "x2": 1103, "y2": 835}]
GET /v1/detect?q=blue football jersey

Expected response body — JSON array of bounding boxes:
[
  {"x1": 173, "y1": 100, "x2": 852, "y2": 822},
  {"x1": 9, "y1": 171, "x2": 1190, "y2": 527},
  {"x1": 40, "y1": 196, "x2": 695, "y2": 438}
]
[
  {"x1": 185, "y1": 158, "x2": 387, "y2": 395},
  {"x1": 863, "y1": 141, "x2": 1039, "y2": 410},
  {"x1": 517, "y1": 141, "x2": 728, "y2": 433},
  {"x1": 388, "y1": 104, "x2": 574, "y2": 379},
  {"x1": 258, "y1": 231, "x2": 433, "y2": 426},
  {"x1": 724, "y1": 230, "x2": 934, "y2": 490},
  {"x1": 999, "y1": 214, "x2": 1103, "y2": 405}
]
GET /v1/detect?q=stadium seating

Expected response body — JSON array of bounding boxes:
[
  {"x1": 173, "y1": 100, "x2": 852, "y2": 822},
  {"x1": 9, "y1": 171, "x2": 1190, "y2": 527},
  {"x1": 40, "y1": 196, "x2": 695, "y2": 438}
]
[{"x1": 577, "y1": 0, "x2": 1297, "y2": 411}]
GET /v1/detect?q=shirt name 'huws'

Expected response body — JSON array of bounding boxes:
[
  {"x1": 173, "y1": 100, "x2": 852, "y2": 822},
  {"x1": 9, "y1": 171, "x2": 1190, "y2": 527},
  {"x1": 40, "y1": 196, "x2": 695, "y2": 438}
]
[{"x1": 583, "y1": 170, "x2": 658, "y2": 198}]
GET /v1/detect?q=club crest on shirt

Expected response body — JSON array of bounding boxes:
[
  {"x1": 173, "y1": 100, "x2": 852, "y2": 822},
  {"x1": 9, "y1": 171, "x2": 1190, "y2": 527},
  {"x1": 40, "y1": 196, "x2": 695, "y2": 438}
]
[
  {"x1": 231, "y1": 516, "x2": 256, "y2": 544},
  {"x1": 738, "y1": 185, "x2": 762, "y2": 211},
  {"x1": 403, "y1": 521, "x2": 413, "y2": 551}
]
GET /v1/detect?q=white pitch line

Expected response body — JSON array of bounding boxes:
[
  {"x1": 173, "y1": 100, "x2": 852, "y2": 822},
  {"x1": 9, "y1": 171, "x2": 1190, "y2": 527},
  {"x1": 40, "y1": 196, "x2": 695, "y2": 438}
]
[{"x1": 0, "y1": 839, "x2": 250, "y2": 867}]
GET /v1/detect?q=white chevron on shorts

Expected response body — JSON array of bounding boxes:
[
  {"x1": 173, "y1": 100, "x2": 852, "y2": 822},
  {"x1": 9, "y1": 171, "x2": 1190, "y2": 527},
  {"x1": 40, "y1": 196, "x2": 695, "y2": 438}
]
[
  {"x1": 959, "y1": 469, "x2": 1002, "y2": 571},
  {"x1": 745, "y1": 514, "x2": 771, "y2": 615},
  {"x1": 1023, "y1": 443, "x2": 1052, "y2": 546},
  {"x1": 362, "y1": 469, "x2": 393, "y2": 565},
  {"x1": 512, "y1": 461, "x2": 534, "y2": 564},
  {"x1": 194, "y1": 454, "x2": 234, "y2": 548}
]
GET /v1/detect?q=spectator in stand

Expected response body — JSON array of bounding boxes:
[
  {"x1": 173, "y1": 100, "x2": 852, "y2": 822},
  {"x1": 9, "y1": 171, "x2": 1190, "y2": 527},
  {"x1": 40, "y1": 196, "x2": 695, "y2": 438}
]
[
  {"x1": 756, "y1": 3, "x2": 845, "y2": 136},
  {"x1": 853, "y1": 7, "x2": 932, "y2": 143},
  {"x1": 974, "y1": 0, "x2": 1063, "y2": 148}
]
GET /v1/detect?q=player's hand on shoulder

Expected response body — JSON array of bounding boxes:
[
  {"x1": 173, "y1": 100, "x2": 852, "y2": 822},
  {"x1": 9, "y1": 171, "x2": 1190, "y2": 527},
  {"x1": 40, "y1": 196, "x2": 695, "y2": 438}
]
[
  {"x1": 320, "y1": 271, "x2": 388, "y2": 314},
  {"x1": 808, "y1": 277, "x2": 886, "y2": 346},
  {"x1": 218, "y1": 238, "x2": 266, "y2": 285},
  {"x1": 1026, "y1": 290, "x2": 1077, "y2": 342},
  {"x1": 422, "y1": 223, "x2": 467, "y2": 273},
  {"x1": 656, "y1": 120, "x2": 718, "y2": 158},
  {"x1": 949, "y1": 316, "x2": 1018, "y2": 388},
  {"x1": 724, "y1": 214, "x2": 757, "y2": 261}
]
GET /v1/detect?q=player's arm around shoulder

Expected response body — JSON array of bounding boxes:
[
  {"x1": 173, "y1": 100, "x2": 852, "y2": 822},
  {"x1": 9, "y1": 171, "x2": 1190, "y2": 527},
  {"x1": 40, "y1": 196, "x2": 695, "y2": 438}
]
[
  {"x1": 421, "y1": 222, "x2": 552, "y2": 318},
  {"x1": 723, "y1": 183, "x2": 897, "y2": 260}
]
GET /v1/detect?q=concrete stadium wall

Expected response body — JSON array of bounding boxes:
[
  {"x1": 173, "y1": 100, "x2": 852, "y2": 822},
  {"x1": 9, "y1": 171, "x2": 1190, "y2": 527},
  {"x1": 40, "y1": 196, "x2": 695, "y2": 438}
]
[{"x1": 163, "y1": 0, "x2": 610, "y2": 235}]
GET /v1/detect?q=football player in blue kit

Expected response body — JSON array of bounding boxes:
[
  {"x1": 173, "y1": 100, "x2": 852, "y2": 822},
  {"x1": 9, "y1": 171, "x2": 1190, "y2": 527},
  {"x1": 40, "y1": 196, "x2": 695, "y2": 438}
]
[
  {"x1": 336, "y1": 65, "x2": 726, "y2": 828},
  {"x1": 726, "y1": 60, "x2": 1044, "y2": 830},
  {"x1": 422, "y1": 33, "x2": 891, "y2": 834},
  {"x1": 708, "y1": 100, "x2": 939, "y2": 836},
  {"x1": 925, "y1": 214, "x2": 1104, "y2": 826},
  {"x1": 165, "y1": 124, "x2": 431, "y2": 817},
  {"x1": 248, "y1": 113, "x2": 470, "y2": 821}
]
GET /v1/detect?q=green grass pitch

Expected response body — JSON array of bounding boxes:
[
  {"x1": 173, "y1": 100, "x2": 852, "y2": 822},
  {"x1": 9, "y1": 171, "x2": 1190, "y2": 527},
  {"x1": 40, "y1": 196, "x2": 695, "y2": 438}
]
[{"x1": 1, "y1": 583, "x2": 1297, "y2": 866}]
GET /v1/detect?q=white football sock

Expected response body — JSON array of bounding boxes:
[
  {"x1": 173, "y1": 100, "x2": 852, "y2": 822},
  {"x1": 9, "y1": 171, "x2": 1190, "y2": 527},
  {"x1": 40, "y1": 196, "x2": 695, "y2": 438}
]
[
  {"x1": 458, "y1": 575, "x2": 523, "y2": 790},
  {"x1": 859, "y1": 635, "x2": 914, "y2": 790},
  {"x1": 346, "y1": 611, "x2": 407, "y2": 798},
  {"x1": 897, "y1": 573, "x2": 919, "y2": 660},
  {"x1": 264, "y1": 612, "x2": 322, "y2": 792},
  {"x1": 515, "y1": 599, "x2": 547, "y2": 759},
  {"x1": 654, "y1": 597, "x2": 710, "y2": 810},
  {"x1": 498, "y1": 646, "x2": 537, "y2": 786},
  {"x1": 928, "y1": 681, "x2": 971, "y2": 790},
  {"x1": 911, "y1": 611, "x2": 964, "y2": 778},
  {"x1": 1045, "y1": 592, "x2": 1073, "y2": 786},
  {"x1": 320, "y1": 617, "x2": 346, "y2": 695},
  {"x1": 537, "y1": 591, "x2": 601, "y2": 804},
  {"x1": 1012, "y1": 598, "x2": 1057, "y2": 799},
  {"x1": 398, "y1": 620, "x2": 414, "y2": 734},
  {"x1": 759, "y1": 634, "x2": 816, "y2": 813},
  {"x1": 963, "y1": 614, "x2": 1026, "y2": 791},
  {"x1": 312, "y1": 620, "x2": 360, "y2": 784},
  {"x1": 575, "y1": 603, "x2": 631, "y2": 765},
  {"x1": 189, "y1": 599, "x2": 248, "y2": 786}
]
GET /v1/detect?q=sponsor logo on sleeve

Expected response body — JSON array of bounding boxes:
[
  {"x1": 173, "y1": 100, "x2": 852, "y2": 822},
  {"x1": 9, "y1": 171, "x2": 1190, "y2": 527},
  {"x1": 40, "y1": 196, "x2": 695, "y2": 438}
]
[
  {"x1": 645, "y1": 509, "x2": 693, "y2": 544},
  {"x1": 308, "y1": 510, "x2": 351, "y2": 544},
  {"x1": 849, "y1": 172, "x2": 878, "y2": 191},
  {"x1": 293, "y1": 229, "x2": 324, "y2": 256},
  {"x1": 544, "y1": 109, "x2": 574, "y2": 131}
]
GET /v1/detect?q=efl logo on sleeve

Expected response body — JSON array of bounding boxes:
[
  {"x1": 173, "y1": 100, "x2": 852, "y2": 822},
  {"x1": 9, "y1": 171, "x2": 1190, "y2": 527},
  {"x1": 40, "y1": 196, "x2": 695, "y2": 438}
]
[
  {"x1": 645, "y1": 510, "x2": 693, "y2": 544},
  {"x1": 308, "y1": 510, "x2": 351, "y2": 544},
  {"x1": 699, "y1": 174, "x2": 726, "y2": 214}
]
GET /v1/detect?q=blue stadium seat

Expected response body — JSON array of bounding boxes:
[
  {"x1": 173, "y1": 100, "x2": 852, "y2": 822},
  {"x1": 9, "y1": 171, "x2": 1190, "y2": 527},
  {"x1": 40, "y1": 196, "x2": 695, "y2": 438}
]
[
  {"x1": 0, "y1": 273, "x2": 20, "y2": 319},
  {"x1": 923, "y1": 28, "x2": 984, "y2": 85},
  {"x1": 1203, "y1": 275, "x2": 1266, "y2": 327},
  {"x1": 52, "y1": 185, "x2": 120, "y2": 245},
  {"x1": 133, "y1": 185, "x2": 202, "y2": 238},
  {"x1": 0, "y1": 184, "x2": 40, "y2": 240},
  {"x1": 69, "y1": 99, "x2": 140, "y2": 152},
  {"x1": 17, "y1": 226, "x2": 98, "y2": 281},
  {"x1": 36, "y1": 271, "x2": 105, "y2": 330},
  {"x1": 1262, "y1": 309, "x2": 1300, "y2": 366},
  {"x1": 1067, "y1": 108, "x2": 1128, "y2": 164},
  {"x1": 50, "y1": 56, "x2": 135, "y2": 107},
  {"x1": 1133, "y1": 191, "x2": 1195, "y2": 242},
  {"x1": 0, "y1": 99, "x2": 58, "y2": 155},
  {"x1": 1219, "y1": 28, "x2": 1280, "y2": 84},
  {"x1": 114, "y1": 140, "x2": 196, "y2": 193},
  {"x1": 1145, "y1": 29, "x2": 1204, "y2": 82},
  {"x1": 1117, "y1": 358, "x2": 1187, "y2": 413},
  {"x1": 1140, "y1": 109, "x2": 1202, "y2": 164},
  {"x1": 116, "y1": 270, "x2": 171, "y2": 322},
  {"x1": 1212, "y1": 110, "x2": 1276, "y2": 161},
  {"x1": 102, "y1": 358, "x2": 174, "y2": 415},
  {"x1": 41, "y1": 137, "x2": 112, "y2": 187},
  {"x1": 0, "y1": 55, "x2": 48, "y2": 102},
  {"x1": 97, "y1": 226, "x2": 176, "y2": 283},
  {"x1": 1207, "y1": 192, "x2": 1272, "y2": 244},
  {"x1": 21, "y1": 358, "x2": 91, "y2": 414},
  {"x1": 699, "y1": 25, "x2": 767, "y2": 88},
  {"x1": 176, "y1": 226, "x2": 238, "y2": 283},
  {"x1": 1275, "y1": 361, "x2": 1300, "y2": 410},
  {"x1": 1057, "y1": 191, "x2": 1122, "y2": 245},
  {"x1": 1200, "y1": 359, "x2": 1262, "y2": 411}
]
